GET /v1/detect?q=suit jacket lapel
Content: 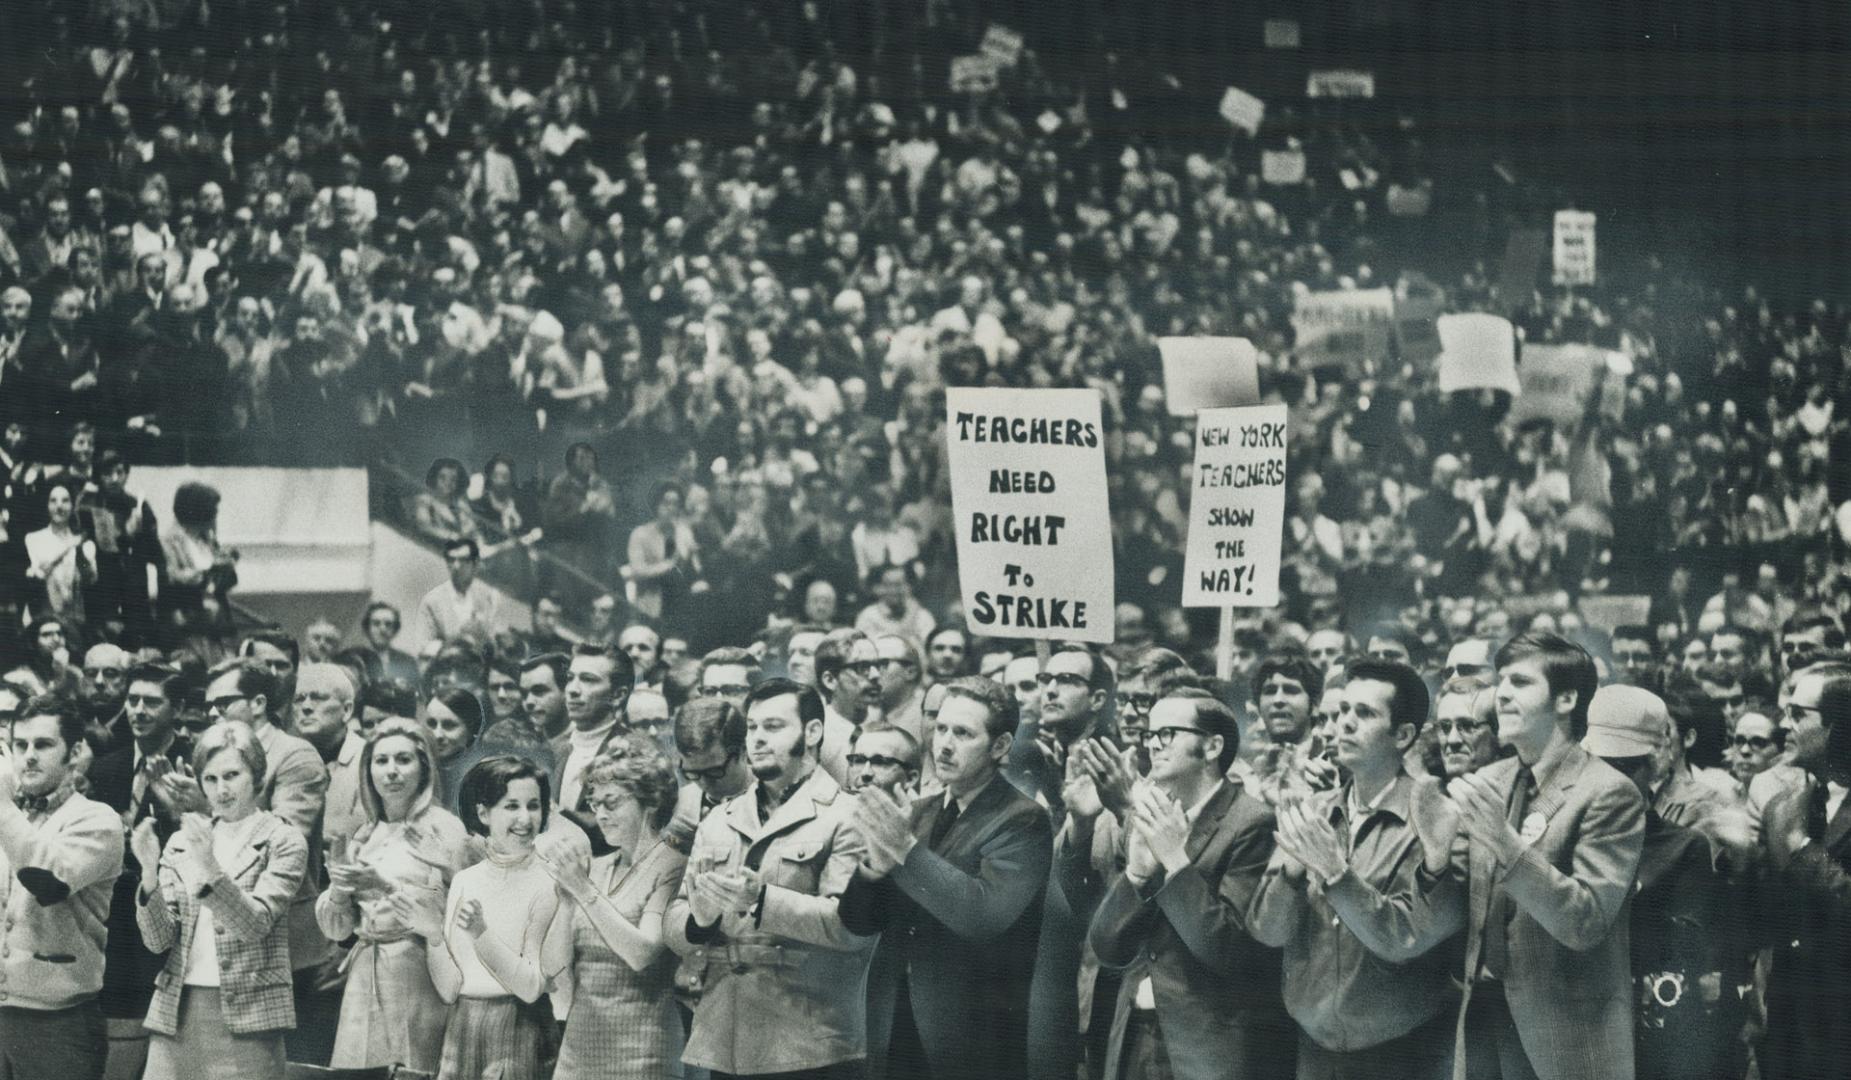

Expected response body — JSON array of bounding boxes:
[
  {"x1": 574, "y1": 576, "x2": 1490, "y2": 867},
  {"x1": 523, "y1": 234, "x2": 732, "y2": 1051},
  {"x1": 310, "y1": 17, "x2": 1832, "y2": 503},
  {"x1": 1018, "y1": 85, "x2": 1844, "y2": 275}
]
[
  {"x1": 1184, "y1": 782, "x2": 1240, "y2": 863},
  {"x1": 1826, "y1": 791, "x2": 1851, "y2": 852},
  {"x1": 223, "y1": 819, "x2": 272, "y2": 882}
]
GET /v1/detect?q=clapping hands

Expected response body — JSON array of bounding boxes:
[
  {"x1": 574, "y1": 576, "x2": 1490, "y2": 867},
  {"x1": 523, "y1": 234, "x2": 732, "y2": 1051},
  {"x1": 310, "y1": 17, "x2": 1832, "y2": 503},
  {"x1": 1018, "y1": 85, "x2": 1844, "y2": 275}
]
[{"x1": 853, "y1": 786, "x2": 918, "y2": 879}]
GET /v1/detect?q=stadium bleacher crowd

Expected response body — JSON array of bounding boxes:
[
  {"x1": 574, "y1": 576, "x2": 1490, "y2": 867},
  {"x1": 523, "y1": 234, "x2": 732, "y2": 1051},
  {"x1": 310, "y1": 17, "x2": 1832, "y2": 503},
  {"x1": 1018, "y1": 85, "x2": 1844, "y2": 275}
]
[{"x1": 1, "y1": 0, "x2": 1851, "y2": 1078}]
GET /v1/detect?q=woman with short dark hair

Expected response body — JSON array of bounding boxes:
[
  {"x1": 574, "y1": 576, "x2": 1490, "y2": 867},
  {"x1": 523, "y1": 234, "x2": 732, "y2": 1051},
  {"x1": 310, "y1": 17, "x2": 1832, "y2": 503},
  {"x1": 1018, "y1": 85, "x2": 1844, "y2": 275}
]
[{"x1": 412, "y1": 756, "x2": 559, "y2": 1080}]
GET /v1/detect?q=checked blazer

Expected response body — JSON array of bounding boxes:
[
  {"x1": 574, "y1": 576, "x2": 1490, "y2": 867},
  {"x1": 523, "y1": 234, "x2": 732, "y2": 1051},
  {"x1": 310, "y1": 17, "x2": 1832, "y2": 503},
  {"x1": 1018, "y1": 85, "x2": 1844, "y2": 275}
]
[
  {"x1": 137, "y1": 809, "x2": 309, "y2": 1036},
  {"x1": 1452, "y1": 745, "x2": 1645, "y2": 1080}
]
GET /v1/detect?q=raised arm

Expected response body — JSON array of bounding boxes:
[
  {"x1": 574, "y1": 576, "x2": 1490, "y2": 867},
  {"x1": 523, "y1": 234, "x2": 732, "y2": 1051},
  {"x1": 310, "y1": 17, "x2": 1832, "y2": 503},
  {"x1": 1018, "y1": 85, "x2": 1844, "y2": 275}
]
[
  {"x1": 1499, "y1": 778, "x2": 1644, "y2": 951},
  {"x1": 202, "y1": 824, "x2": 308, "y2": 942},
  {"x1": 759, "y1": 819, "x2": 874, "y2": 952},
  {"x1": 0, "y1": 799, "x2": 123, "y2": 903},
  {"x1": 888, "y1": 808, "x2": 1052, "y2": 942}
]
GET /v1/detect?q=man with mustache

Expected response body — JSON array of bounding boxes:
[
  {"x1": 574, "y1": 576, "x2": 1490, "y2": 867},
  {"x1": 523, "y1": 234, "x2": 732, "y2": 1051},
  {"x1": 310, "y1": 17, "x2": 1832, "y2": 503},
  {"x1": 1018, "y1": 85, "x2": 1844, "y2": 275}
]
[{"x1": 667, "y1": 678, "x2": 876, "y2": 1079}]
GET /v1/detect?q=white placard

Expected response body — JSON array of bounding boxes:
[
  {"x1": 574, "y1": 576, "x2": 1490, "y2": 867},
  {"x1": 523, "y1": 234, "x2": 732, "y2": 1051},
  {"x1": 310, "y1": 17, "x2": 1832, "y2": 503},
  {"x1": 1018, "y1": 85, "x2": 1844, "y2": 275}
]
[
  {"x1": 1553, "y1": 210, "x2": 1596, "y2": 286},
  {"x1": 1291, "y1": 287, "x2": 1394, "y2": 370},
  {"x1": 950, "y1": 55, "x2": 999, "y2": 94},
  {"x1": 980, "y1": 25, "x2": 1024, "y2": 68},
  {"x1": 1512, "y1": 343, "x2": 1609, "y2": 425},
  {"x1": 1436, "y1": 313, "x2": 1520, "y2": 395},
  {"x1": 1183, "y1": 404, "x2": 1289, "y2": 608},
  {"x1": 1307, "y1": 70, "x2": 1375, "y2": 98},
  {"x1": 1264, "y1": 19, "x2": 1301, "y2": 47},
  {"x1": 1158, "y1": 337, "x2": 1261, "y2": 416},
  {"x1": 1261, "y1": 148, "x2": 1306, "y2": 184},
  {"x1": 1219, "y1": 86, "x2": 1266, "y2": 135},
  {"x1": 946, "y1": 389, "x2": 1114, "y2": 643}
]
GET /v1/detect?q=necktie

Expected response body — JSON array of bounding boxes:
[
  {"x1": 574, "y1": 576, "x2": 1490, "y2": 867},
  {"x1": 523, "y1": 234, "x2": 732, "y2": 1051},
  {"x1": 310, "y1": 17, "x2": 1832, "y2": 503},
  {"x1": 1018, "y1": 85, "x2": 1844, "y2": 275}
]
[
  {"x1": 1478, "y1": 765, "x2": 1536, "y2": 981},
  {"x1": 927, "y1": 798, "x2": 961, "y2": 850}
]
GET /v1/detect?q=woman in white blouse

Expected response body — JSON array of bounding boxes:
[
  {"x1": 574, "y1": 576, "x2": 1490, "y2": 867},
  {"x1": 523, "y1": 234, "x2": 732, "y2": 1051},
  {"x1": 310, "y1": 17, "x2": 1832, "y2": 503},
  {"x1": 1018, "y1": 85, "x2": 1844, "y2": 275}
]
[
  {"x1": 24, "y1": 480, "x2": 96, "y2": 629},
  {"x1": 317, "y1": 718, "x2": 471, "y2": 1074},
  {"x1": 408, "y1": 756, "x2": 559, "y2": 1080},
  {"x1": 131, "y1": 722, "x2": 308, "y2": 1080}
]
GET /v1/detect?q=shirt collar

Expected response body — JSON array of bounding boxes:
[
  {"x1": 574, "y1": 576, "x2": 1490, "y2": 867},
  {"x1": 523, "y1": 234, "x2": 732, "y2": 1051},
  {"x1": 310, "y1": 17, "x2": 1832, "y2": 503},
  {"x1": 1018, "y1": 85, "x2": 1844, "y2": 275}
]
[
  {"x1": 1528, "y1": 735, "x2": 1577, "y2": 795},
  {"x1": 1342, "y1": 771, "x2": 1411, "y2": 824},
  {"x1": 134, "y1": 732, "x2": 176, "y2": 768},
  {"x1": 1184, "y1": 780, "x2": 1226, "y2": 826}
]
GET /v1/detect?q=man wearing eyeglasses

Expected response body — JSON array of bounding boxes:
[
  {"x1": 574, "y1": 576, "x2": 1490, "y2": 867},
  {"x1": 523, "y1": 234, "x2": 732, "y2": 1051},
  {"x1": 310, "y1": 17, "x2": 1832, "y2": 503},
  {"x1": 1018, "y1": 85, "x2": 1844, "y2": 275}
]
[
  {"x1": 1440, "y1": 638, "x2": 1496, "y2": 685},
  {"x1": 1089, "y1": 688, "x2": 1294, "y2": 1080},
  {"x1": 1775, "y1": 611, "x2": 1843, "y2": 681},
  {"x1": 814, "y1": 631, "x2": 883, "y2": 787},
  {"x1": 1758, "y1": 664, "x2": 1851, "y2": 1080},
  {"x1": 846, "y1": 727, "x2": 919, "y2": 798},
  {"x1": 875, "y1": 636, "x2": 927, "y2": 743},
  {"x1": 1609, "y1": 626, "x2": 1663, "y2": 692},
  {"x1": 699, "y1": 645, "x2": 762, "y2": 712},
  {"x1": 1436, "y1": 676, "x2": 1502, "y2": 779}
]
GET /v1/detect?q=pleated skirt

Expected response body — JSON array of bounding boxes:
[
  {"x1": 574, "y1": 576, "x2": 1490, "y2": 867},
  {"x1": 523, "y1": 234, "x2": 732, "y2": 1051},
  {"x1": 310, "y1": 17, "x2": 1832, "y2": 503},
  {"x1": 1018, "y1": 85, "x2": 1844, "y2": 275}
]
[{"x1": 436, "y1": 995, "x2": 546, "y2": 1080}]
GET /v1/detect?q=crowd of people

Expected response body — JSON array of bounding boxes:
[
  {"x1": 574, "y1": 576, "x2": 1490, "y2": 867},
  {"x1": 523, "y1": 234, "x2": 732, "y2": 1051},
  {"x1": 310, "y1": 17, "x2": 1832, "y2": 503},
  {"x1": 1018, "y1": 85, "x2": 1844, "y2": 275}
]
[
  {"x1": 0, "y1": 0, "x2": 1850, "y2": 1078},
  {"x1": 0, "y1": 599, "x2": 1849, "y2": 1080}
]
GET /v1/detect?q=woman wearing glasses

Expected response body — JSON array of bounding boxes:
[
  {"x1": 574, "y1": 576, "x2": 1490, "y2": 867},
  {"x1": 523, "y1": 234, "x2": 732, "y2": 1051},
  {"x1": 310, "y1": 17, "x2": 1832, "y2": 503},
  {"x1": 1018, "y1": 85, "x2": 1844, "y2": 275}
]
[
  {"x1": 540, "y1": 735, "x2": 688, "y2": 1079},
  {"x1": 131, "y1": 722, "x2": 308, "y2": 1080},
  {"x1": 317, "y1": 719, "x2": 471, "y2": 1075}
]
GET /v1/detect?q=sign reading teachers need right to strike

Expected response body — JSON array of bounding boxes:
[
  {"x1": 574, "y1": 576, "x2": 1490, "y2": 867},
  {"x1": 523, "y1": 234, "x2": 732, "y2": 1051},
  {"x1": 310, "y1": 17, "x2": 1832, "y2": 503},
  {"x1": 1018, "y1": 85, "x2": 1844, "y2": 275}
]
[
  {"x1": 1183, "y1": 404, "x2": 1288, "y2": 608},
  {"x1": 946, "y1": 387, "x2": 1115, "y2": 643}
]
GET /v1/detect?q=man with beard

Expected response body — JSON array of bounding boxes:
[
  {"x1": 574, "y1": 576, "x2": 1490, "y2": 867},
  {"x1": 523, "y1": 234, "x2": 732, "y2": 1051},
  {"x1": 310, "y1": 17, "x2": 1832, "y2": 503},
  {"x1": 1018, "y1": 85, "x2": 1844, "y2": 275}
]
[{"x1": 668, "y1": 678, "x2": 876, "y2": 1079}]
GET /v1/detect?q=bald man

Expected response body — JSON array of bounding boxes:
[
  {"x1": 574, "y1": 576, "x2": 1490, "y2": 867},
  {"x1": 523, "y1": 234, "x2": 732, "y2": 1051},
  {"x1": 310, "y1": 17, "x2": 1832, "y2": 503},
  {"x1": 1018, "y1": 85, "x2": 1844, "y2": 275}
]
[{"x1": 81, "y1": 644, "x2": 133, "y2": 753}]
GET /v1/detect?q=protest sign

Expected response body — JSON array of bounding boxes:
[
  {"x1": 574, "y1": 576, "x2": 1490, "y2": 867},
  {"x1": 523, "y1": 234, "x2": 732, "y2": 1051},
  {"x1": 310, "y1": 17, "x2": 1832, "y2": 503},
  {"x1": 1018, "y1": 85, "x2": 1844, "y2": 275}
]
[
  {"x1": 1183, "y1": 404, "x2": 1289, "y2": 608},
  {"x1": 1498, "y1": 228, "x2": 1548, "y2": 303},
  {"x1": 1553, "y1": 210, "x2": 1597, "y2": 286},
  {"x1": 1512, "y1": 343, "x2": 1608, "y2": 425},
  {"x1": 949, "y1": 55, "x2": 999, "y2": 94},
  {"x1": 1292, "y1": 287, "x2": 1394, "y2": 371},
  {"x1": 1158, "y1": 337, "x2": 1261, "y2": 416},
  {"x1": 1264, "y1": 18, "x2": 1301, "y2": 47},
  {"x1": 1393, "y1": 274, "x2": 1445, "y2": 364},
  {"x1": 1218, "y1": 87, "x2": 1266, "y2": 135},
  {"x1": 1307, "y1": 70, "x2": 1375, "y2": 98},
  {"x1": 946, "y1": 388, "x2": 1114, "y2": 643},
  {"x1": 1261, "y1": 148, "x2": 1306, "y2": 184},
  {"x1": 980, "y1": 25, "x2": 1024, "y2": 68},
  {"x1": 1436, "y1": 313, "x2": 1519, "y2": 395},
  {"x1": 1387, "y1": 181, "x2": 1432, "y2": 217}
]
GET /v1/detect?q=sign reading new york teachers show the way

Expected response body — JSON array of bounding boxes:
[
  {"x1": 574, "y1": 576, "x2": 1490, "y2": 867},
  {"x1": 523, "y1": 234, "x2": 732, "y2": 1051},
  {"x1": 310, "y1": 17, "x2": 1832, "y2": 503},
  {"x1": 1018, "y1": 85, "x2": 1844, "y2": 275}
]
[
  {"x1": 946, "y1": 388, "x2": 1114, "y2": 643},
  {"x1": 1183, "y1": 404, "x2": 1288, "y2": 608}
]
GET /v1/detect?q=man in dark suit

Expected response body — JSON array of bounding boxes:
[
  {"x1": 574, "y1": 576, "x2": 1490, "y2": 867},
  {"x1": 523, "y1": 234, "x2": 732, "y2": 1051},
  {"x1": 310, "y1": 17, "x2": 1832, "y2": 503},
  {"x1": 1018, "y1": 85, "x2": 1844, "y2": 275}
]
[
  {"x1": 1758, "y1": 661, "x2": 1851, "y2": 1080},
  {"x1": 1448, "y1": 633, "x2": 1645, "y2": 1080},
  {"x1": 844, "y1": 675, "x2": 1052, "y2": 1080},
  {"x1": 87, "y1": 663, "x2": 194, "y2": 1080},
  {"x1": 358, "y1": 600, "x2": 420, "y2": 686},
  {"x1": 1088, "y1": 688, "x2": 1295, "y2": 1080}
]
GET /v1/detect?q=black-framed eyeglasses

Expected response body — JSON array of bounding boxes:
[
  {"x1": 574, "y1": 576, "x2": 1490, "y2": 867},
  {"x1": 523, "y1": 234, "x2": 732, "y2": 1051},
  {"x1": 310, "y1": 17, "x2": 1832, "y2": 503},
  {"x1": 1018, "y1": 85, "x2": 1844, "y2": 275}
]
[
  {"x1": 1037, "y1": 672, "x2": 1090, "y2": 690},
  {"x1": 205, "y1": 693, "x2": 248, "y2": 715},
  {"x1": 1440, "y1": 663, "x2": 1490, "y2": 681},
  {"x1": 1783, "y1": 702, "x2": 1825, "y2": 723},
  {"x1": 1435, "y1": 718, "x2": 1495, "y2": 738},
  {"x1": 1732, "y1": 734, "x2": 1777, "y2": 752},
  {"x1": 699, "y1": 684, "x2": 752, "y2": 699},
  {"x1": 1141, "y1": 726, "x2": 1210, "y2": 749},
  {"x1": 1120, "y1": 692, "x2": 1157, "y2": 714},
  {"x1": 681, "y1": 752, "x2": 739, "y2": 783},
  {"x1": 846, "y1": 753, "x2": 908, "y2": 770},
  {"x1": 845, "y1": 660, "x2": 884, "y2": 677}
]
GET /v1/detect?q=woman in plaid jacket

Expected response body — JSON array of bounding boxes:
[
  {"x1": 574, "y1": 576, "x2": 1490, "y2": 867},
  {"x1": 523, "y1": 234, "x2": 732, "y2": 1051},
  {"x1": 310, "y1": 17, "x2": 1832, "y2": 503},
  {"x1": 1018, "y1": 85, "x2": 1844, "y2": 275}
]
[
  {"x1": 131, "y1": 722, "x2": 309, "y2": 1080},
  {"x1": 540, "y1": 736, "x2": 689, "y2": 1080}
]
